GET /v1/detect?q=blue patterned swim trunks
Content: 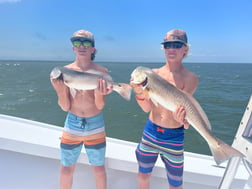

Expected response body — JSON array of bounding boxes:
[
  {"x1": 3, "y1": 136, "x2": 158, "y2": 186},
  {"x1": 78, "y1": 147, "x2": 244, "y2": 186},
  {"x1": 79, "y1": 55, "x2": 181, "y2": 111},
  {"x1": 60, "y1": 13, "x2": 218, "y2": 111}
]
[
  {"x1": 136, "y1": 119, "x2": 184, "y2": 187},
  {"x1": 60, "y1": 112, "x2": 106, "y2": 166}
]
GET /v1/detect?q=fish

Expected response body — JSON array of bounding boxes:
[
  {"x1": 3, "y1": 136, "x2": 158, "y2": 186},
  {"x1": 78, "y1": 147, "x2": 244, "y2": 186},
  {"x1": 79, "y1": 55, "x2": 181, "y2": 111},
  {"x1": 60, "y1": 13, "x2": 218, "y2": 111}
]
[
  {"x1": 130, "y1": 66, "x2": 243, "y2": 165},
  {"x1": 50, "y1": 66, "x2": 132, "y2": 101}
]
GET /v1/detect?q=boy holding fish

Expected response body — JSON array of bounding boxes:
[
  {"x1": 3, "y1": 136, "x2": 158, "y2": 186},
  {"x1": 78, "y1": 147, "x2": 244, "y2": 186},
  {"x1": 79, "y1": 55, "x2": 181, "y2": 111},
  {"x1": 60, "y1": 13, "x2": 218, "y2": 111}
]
[
  {"x1": 130, "y1": 29, "x2": 198, "y2": 189},
  {"x1": 51, "y1": 29, "x2": 112, "y2": 189}
]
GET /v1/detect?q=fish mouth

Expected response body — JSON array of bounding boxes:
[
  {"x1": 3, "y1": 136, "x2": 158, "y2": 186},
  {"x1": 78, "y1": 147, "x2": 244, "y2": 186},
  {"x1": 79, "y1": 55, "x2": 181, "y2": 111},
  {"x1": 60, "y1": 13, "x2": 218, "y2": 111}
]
[
  {"x1": 50, "y1": 67, "x2": 62, "y2": 79},
  {"x1": 140, "y1": 78, "x2": 148, "y2": 87},
  {"x1": 130, "y1": 68, "x2": 147, "y2": 84},
  {"x1": 131, "y1": 77, "x2": 148, "y2": 88},
  {"x1": 131, "y1": 76, "x2": 145, "y2": 84},
  {"x1": 130, "y1": 78, "x2": 142, "y2": 84}
]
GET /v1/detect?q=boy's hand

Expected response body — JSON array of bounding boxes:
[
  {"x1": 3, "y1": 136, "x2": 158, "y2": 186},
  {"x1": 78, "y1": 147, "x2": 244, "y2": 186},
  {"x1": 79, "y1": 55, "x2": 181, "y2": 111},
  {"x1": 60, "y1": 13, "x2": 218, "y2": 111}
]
[
  {"x1": 96, "y1": 78, "x2": 113, "y2": 95},
  {"x1": 173, "y1": 105, "x2": 189, "y2": 129}
]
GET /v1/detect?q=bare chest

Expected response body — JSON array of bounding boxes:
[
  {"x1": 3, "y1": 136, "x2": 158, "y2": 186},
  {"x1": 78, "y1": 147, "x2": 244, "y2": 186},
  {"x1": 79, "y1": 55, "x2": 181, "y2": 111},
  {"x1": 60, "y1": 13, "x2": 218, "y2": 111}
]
[
  {"x1": 71, "y1": 90, "x2": 95, "y2": 104},
  {"x1": 162, "y1": 74, "x2": 185, "y2": 90}
]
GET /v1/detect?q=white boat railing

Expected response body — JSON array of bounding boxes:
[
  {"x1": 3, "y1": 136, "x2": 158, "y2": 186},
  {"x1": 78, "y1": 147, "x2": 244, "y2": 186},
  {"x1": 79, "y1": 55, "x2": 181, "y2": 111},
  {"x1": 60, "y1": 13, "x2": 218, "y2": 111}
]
[{"x1": 219, "y1": 95, "x2": 252, "y2": 189}]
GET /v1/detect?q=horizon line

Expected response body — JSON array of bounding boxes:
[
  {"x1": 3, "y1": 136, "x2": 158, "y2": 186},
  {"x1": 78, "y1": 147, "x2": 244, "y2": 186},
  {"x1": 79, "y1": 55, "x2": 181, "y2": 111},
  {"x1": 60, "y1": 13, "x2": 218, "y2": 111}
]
[{"x1": 0, "y1": 59, "x2": 251, "y2": 64}]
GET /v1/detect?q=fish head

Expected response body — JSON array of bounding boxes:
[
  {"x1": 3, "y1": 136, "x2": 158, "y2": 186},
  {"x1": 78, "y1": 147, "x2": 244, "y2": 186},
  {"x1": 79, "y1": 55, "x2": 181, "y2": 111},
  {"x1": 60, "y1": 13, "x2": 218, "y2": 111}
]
[
  {"x1": 50, "y1": 67, "x2": 62, "y2": 80},
  {"x1": 130, "y1": 66, "x2": 151, "y2": 87}
]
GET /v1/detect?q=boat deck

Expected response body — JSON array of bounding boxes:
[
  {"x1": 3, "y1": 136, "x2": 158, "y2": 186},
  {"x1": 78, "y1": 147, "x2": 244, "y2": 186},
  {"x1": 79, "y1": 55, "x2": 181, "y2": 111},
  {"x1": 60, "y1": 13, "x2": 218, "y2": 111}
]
[{"x1": 0, "y1": 114, "x2": 249, "y2": 188}]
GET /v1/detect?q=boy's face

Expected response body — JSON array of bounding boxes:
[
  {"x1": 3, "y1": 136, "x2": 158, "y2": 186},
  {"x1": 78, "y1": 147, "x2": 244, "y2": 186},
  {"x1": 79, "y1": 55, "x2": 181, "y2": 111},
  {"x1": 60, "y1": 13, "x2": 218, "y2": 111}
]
[{"x1": 72, "y1": 39, "x2": 95, "y2": 58}]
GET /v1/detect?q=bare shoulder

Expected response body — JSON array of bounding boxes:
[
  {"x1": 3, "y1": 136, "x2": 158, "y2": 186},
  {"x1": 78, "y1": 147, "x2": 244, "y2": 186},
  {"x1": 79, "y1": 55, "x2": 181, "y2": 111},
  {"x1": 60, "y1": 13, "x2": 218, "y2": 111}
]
[
  {"x1": 184, "y1": 68, "x2": 197, "y2": 80},
  {"x1": 64, "y1": 63, "x2": 75, "y2": 69},
  {"x1": 183, "y1": 68, "x2": 199, "y2": 94},
  {"x1": 92, "y1": 63, "x2": 109, "y2": 74},
  {"x1": 64, "y1": 63, "x2": 83, "y2": 71},
  {"x1": 152, "y1": 67, "x2": 170, "y2": 78},
  {"x1": 152, "y1": 68, "x2": 160, "y2": 74}
]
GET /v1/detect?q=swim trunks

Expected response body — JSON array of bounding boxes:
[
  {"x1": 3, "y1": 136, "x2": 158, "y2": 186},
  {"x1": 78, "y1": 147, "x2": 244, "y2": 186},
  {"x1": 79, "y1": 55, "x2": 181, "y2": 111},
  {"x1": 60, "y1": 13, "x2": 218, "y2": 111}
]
[
  {"x1": 136, "y1": 119, "x2": 184, "y2": 187},
  {"x1": 60, "y1": 112, "x2": 106, "y2": 166}
]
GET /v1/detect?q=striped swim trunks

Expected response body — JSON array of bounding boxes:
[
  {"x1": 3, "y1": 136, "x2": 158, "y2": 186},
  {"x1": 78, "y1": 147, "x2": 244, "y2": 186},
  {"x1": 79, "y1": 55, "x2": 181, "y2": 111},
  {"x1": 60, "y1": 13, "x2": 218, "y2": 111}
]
[
  {"x1": 60, "y1": 112, "x2": 106, "y2": 166},
  {"x1": 136, "y1": 119, "x2": 184, "y2": 187}
]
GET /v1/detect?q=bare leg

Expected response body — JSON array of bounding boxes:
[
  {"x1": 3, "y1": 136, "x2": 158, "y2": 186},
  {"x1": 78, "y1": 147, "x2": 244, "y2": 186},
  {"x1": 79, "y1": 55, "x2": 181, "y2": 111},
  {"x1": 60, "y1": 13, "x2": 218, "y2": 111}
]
[
  {"x1": 60, "y1": 164, "x2": 75, "y2": 189},
  {"x1": 92, "y1": 165, "x2": 107, "y2": 189},
  {"x1": 138, "y1": 172, "x2": 151, "y2": 189}
]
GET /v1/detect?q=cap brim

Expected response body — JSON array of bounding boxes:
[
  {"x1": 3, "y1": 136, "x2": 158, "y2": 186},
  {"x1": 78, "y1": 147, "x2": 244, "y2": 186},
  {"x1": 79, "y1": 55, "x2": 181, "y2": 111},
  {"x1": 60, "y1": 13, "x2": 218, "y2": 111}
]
[
  {"x1": 161, "y1": 40, "x2": 187, "y2": 44},
  {"x1": 70, "y1": 36, "x2": 94, "y2": 42}
]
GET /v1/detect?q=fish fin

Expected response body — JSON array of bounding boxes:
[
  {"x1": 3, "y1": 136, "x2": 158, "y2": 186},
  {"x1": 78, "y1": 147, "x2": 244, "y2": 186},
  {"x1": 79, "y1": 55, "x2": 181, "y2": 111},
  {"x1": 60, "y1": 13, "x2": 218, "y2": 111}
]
[
  {"x1": 69, "y1": 88, "x2": 77, "y2": 98},
  {"x1": 144, "y1": 90, "x2": 159, "y2": 106},
  {"x1": 185, "y1": 92, "x2": 212, "y2": 130},
  {"x1": 113, "y1": 83, "x2": 132, "y2": 101},
  {"x1": 210, "y1": 137, "x2": 244, "y2": 165}
]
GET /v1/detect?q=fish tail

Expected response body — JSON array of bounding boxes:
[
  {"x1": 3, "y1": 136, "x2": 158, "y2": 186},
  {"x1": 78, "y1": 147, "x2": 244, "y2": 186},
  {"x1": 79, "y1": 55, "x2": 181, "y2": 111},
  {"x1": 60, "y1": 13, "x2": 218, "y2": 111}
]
[
  {"x1": 113, "y1": 83, "x2": 132, "y2": 101},
  {"x1": 210, "y1": 138, "x2": 244, "y2": 165}
]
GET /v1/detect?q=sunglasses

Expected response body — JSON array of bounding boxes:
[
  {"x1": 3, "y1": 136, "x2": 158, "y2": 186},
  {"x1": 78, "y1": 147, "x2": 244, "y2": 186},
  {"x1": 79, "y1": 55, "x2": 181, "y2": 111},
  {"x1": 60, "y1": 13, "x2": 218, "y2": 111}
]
[
  {"x1": 163, "y1": 42, "x2": 184, "y2": 49},
  {"x1": 72, "y1": 40, "x2": 93, "y2": 48}
]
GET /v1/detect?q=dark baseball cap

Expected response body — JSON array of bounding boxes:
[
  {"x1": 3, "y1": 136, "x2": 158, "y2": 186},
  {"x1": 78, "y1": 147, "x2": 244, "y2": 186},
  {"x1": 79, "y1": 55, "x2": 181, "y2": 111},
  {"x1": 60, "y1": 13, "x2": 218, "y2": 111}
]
[{"x1": 161, "y1": 29, "x2": 187, "y2": 45}]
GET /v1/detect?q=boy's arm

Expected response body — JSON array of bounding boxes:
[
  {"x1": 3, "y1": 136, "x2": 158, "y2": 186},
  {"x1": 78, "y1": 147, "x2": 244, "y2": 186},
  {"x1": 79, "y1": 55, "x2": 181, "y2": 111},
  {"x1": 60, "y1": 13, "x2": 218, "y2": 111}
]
[{"x1": 51, "y1": 79, "x2": 71, "y2": 111}]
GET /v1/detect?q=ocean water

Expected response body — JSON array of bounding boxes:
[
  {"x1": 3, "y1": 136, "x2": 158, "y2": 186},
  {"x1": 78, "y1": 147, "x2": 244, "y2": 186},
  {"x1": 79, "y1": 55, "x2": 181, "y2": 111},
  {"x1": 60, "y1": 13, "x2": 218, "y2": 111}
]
[{"x1": 0, "y1": 60, "x2": 252, "y2": 155}]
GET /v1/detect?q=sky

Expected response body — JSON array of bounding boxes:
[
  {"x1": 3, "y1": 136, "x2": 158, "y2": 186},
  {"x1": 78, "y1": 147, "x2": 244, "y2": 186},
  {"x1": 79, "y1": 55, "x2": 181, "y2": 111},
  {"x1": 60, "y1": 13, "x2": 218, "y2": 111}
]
[{"x1": 0, "y1": 0, "x2": 252, "y2": 63}]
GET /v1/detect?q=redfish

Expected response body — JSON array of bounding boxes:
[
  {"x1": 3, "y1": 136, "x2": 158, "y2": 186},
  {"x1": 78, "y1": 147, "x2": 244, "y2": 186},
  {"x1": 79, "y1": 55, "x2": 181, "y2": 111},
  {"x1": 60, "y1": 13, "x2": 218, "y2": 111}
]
[{"x1": 130, "y1": 66, "x2": 243, "y2": 165}]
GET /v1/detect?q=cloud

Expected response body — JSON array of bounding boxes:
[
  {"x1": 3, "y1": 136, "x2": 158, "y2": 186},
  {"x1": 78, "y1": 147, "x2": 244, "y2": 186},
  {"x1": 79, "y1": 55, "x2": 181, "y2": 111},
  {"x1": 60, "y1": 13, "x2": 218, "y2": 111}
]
[
  {"x1": 0, "y1": 0, "x2": 21, "y2": 3},
  {"x1": 103, "y1": 35, "x2": 115, "y2": 42},
  {"x1": 34, "y1": 32, "x2": 47, "y2": 41}
]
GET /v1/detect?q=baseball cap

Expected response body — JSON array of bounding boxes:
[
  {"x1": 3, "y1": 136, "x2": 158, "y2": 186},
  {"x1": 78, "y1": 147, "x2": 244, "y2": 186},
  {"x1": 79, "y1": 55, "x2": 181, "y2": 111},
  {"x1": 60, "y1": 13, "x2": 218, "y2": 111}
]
[
  {"x1": 161, "y1": 29, "x2": 187, "y2": 45},
  {"x1": 70, "y1": 29, "x2": 95, "y2": 46}
]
